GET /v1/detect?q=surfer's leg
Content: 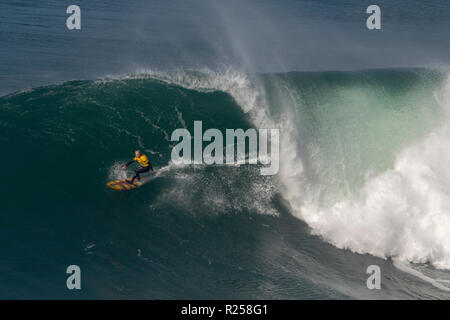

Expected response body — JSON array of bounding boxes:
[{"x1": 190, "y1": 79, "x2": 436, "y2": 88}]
[
  {"x1": 130, "y1": 172, "x2": 138, "y2": 184},
  {"x1": 131, "y1": 167, "x2": 150, "y2": 183},
  {"x1": 130, "y1": 171, "x2": 139, "y2": 184}
]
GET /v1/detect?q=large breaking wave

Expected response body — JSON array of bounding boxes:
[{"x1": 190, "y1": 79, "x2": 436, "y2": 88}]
[
  {"x1": 1, "y1": 67, "x2": 449, "y2": 289},
  {"x1": 127, "y1": 68, "x2": 450, "y2": 271}
]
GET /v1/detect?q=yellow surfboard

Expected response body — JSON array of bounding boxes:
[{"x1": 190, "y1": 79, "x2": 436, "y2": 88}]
[{"x1": 106, "y1": 178, "x2": 142, "y2": 191}]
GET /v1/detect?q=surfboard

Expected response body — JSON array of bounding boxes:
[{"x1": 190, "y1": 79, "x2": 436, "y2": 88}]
[
  {"x1": 106, "y1": 165, "x2": 169, "y2": 191},
  {"x1": 106, "y1": 178, "x2": 142, "y2": 191}
]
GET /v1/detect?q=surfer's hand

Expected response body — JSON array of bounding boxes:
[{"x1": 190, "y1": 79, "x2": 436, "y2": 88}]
[
  {"x1": 122, "y1": 165, "x2": 127, "y2": 170},
  {"x1": 152, "y1": 170, "x2": 155, "y2": 174}
]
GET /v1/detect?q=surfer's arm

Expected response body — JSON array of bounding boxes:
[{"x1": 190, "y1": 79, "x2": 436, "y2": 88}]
[{"x1": 122, "y1": 159, "x2": 135, "y2": 169}]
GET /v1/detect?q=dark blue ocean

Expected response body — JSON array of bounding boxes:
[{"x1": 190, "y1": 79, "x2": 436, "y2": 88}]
[{"x1": 1, "y1": 0, "x2": 450, "y2": 299}]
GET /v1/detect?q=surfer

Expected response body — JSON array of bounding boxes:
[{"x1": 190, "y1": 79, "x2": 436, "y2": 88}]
[{"x1": 122, "y1": 150, "x2": 155, "y2": 184}]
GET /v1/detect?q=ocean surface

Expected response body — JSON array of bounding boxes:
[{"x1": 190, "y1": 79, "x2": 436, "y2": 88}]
[{"x1": 1, "y1": 0, "x2": 450, "y2": 299}]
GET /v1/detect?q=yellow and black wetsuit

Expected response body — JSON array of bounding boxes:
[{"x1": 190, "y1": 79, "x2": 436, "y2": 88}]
[{"x1": 126, "y1": 154, "x2": 153, "y2": 183}]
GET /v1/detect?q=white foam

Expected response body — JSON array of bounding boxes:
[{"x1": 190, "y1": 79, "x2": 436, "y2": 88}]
[
  {"x1": 282, "y1": 75, "x2": 450, "y2": 271},
  {"x1": 109, "y1": 161, "x2": 128, "y2": 180}
]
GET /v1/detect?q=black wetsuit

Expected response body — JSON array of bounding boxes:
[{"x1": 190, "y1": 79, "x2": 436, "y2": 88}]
[{"x1": 126, "y1": 158, "x2": 153, "y2": 184}]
